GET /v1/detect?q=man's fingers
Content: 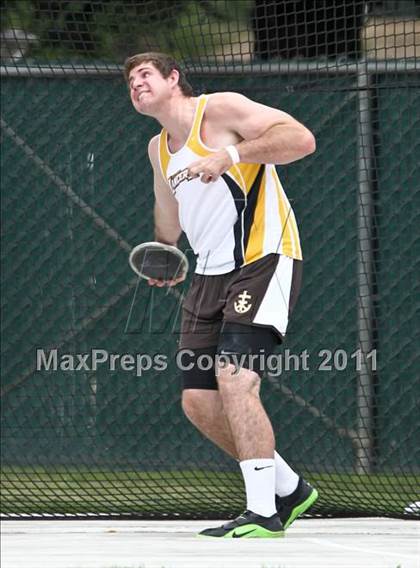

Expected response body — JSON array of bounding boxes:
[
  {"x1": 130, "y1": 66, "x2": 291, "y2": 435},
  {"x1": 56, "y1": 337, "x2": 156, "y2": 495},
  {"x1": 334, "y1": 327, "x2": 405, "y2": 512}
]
[
  {"x1": 188, "y1": 160, "x2": 222, "y2": 183},
  {"x1": 188, "y1": 150, "x2": 230, "y2": 182},
  {"x1": 188, "y1": 161, "x2": 202, "y2": 177},
  {"x1": 202, "y1": 173, "x2": 215, "y2": 184},
  {"x1": 148, "y1": 276, "x2": 185, "y2": 287},
  {"x1": 147, "y1": 279, "x2": 165, "y2": 287}
]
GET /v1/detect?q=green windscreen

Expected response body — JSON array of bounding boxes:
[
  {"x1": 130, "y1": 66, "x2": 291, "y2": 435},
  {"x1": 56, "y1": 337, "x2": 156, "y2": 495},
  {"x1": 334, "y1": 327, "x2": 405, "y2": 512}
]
[{"x1": 1, "y1": 0, "x2": 419, "y2": 519}]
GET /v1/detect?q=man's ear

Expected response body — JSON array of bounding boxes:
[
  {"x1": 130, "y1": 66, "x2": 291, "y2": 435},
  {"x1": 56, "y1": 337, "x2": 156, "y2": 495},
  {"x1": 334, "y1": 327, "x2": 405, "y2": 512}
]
[{"x1": 168, "y1": 69, "x2": 180, "y2": 89}]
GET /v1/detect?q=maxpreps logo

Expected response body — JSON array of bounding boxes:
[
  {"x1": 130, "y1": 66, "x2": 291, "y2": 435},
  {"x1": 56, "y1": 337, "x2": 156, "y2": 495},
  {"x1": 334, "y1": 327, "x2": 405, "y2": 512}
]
[{"x1": 168, "y1": 168, "x2": 196, "y2": 195}]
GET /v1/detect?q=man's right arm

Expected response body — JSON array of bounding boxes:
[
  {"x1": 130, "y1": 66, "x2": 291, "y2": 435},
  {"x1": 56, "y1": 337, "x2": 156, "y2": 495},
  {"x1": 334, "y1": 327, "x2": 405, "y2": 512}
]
[{"x1": 148, "y1": 135, "x2": 182, "y2": 246}]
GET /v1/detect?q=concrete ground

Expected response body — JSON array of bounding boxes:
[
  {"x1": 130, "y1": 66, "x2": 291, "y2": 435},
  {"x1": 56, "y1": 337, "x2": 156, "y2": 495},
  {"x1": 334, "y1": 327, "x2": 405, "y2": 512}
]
[{"x1": 1, "y1": 517, "x2": 419, "y2": 568}]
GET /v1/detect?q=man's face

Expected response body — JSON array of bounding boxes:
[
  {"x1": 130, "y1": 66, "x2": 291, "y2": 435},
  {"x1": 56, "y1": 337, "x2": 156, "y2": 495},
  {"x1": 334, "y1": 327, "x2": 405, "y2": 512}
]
[{"x1": 128, "y1": 62, "x2": 173, "y2": 115}]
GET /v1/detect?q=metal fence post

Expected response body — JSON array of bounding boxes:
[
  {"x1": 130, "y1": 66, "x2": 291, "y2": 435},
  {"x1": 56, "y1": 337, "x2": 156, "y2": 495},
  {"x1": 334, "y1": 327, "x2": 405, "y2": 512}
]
[{"x1": 355, "y1": 61, "x2": 375, "y2": 474}]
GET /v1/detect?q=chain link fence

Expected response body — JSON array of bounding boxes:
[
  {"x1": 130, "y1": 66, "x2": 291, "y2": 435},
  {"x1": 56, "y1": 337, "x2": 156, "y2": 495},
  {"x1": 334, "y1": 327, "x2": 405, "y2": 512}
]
[{"x1": 1, "y1": 0, "x2": 419, "y2": 519}]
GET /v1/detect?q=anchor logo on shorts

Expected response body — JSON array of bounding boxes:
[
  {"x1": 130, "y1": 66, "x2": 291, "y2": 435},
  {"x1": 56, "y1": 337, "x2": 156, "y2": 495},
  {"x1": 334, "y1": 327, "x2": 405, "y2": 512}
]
[{"x1": 234, "y1": 290, "x2": 252, "y2": 314}]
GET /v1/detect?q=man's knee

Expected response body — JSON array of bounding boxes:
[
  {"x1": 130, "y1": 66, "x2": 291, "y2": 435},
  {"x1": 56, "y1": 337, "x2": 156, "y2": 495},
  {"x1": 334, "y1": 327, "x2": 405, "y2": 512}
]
[
  {"x1": 182, "y1": 389, "x2": 200, "y2": 419},
  {"x1": 217, "y1": 364, "x2": 260, "y2": 398},
  {"x1": 181, "y1": 389, "x2": 218, "y2": 422}
]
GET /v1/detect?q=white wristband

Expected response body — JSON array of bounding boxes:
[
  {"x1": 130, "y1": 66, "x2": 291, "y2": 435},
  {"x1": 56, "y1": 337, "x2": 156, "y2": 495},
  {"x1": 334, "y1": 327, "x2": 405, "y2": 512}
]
[{"x1": 225, "y1": 144, "x2": 240, "y2": 165}]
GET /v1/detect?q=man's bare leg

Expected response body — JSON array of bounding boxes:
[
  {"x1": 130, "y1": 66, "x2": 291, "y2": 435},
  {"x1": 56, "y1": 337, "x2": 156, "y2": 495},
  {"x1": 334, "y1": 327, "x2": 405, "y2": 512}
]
[
  {"x1": 181, "y1": 389, "x2": 238, "y2": 458},
  {"x1": 183, "y1": 384, "x2": 274, "y2": 460},
  {"x1": 216, "y1": 364, "x2": 275, "y2": 460},
  {"x1": 182, "y1": 371, "x2": 274, "y2": 460}
]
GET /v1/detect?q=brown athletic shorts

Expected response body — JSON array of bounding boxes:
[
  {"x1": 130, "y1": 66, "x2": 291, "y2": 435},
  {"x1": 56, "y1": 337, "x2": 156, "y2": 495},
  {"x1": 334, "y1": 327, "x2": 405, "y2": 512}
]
[{"x1": 179, "y1": 254, "x2": 302, "y2": 350}]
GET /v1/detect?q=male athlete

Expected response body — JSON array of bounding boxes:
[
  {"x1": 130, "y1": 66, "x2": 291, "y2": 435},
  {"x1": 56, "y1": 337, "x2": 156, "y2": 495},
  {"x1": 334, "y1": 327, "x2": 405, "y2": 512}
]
[{"x1": 125, "y1": 52, "x2": 318, "y2": 538}]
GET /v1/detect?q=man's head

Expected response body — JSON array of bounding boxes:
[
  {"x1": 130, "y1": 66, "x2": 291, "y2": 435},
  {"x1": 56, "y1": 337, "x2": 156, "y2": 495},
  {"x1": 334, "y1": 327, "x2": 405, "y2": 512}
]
[{"x1": 124, "y1": 52, "x2": 193, "y2": 115}]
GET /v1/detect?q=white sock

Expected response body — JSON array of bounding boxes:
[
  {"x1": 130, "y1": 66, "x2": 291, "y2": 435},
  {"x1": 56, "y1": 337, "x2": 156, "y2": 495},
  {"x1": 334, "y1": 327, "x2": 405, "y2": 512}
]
[
  {"x1": 239, "y1": 458, "x2": 276, "y2": 517},
  {"x1": 274, "y1": 451, "x2": 299, "y2": 497}
]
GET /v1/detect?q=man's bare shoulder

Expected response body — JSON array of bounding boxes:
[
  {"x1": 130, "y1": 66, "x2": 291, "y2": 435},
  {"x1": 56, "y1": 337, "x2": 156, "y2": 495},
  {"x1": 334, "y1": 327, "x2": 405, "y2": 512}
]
[
  {"x1": 205, "y1": 92, "x2": 248, "y2": 117},
  {"x1": 148, "y1": 134, "x2": 160, "y2": 155},
  {"x1": 148, "y1": 134, "x2": 160, "y2": 166}
]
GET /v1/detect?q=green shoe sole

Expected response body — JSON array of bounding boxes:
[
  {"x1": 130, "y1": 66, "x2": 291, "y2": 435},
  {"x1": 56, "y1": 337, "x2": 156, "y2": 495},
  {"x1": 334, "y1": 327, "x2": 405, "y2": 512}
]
[
  {"x1": 198, "y1": 523, "x2": 285, "y2": 539},
  {"x1": 283, "y1": 488, "x2": 319, "y2": 530}
]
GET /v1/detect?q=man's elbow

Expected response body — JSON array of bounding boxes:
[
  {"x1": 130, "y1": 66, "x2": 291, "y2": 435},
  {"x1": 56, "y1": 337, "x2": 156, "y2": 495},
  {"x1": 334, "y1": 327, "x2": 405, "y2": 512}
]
[
  {"x1": 299, "y1": 128, "x2": 316, "y2": 158},
  {"x1": 155, "y1": 223, "x2": 182, "y2": 246},
  {"x1": 301, "y1": 129, "x2": 316, "y2": 157}
]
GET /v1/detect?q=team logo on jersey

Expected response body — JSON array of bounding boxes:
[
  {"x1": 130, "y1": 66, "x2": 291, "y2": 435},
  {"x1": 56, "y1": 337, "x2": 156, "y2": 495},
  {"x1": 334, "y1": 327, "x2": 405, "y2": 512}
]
[
  {"x1": 234, "y1": 290, "x2": 252, "y2": 314},
  {"x1": 168, "y1": 168, "x2": 195, "y2": 194}
]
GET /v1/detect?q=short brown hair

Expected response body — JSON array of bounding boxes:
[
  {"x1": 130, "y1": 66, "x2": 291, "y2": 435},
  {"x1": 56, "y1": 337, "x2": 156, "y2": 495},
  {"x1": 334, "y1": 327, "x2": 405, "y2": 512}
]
[{"x1": 123, "y1": 52, "x2": 194, "y2": 97}]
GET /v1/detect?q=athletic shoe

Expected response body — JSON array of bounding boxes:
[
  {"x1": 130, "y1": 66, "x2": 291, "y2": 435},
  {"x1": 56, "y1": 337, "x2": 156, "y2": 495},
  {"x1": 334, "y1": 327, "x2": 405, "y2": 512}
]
[
  {"x1": 198, "y1": 510, "x2": 284, "y2": 538},
  {"x1": 275, "y1": 477, "x2": 318, "y2": 529}
]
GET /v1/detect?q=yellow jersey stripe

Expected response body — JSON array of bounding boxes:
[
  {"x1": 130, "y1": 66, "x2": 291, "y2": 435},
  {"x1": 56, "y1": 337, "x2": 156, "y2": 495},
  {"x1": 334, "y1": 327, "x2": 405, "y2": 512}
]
[
  {"x1": 289, "y1": 208, "x2": 302, "y2": 259},
  {"x1": 277, "y1": 176, "x2": 302, "y2": 260},
  {"x1": 236, "y1": 162, "x2": 262, "y2": 195},
  {"x1": 187, "y1": 136, "x2": 209, "y2": 157},
  {"x1": 158, "y1": 130, "x2": 170, "y2": 178},
  {"x1": 244, "y1": 170, "x2": 266, "y2": 264},
  {"x1": 225, "y1": 168, "x2": 246, "y2": 193},
  {"x1": 272, "y1": 169, "x2": 295, "y2": 258},
  {"x1": 277, "y1": 177, "x2": 297, "y2": 258},
  {"x1": 225, "y1": 162, "x2": 261, "y2": 197},
  {"x1": 186, "y1": 95, "x2": 208, "y2": 155}
]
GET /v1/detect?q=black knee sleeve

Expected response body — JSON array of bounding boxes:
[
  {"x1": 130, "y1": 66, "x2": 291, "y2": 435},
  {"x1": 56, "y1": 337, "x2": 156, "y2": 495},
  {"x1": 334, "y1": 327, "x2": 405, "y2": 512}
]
[
  {"x1": 179, "y1": 346, "x2": 218, "y2": 390},
  {"x1": 216, "y1": 322, "x2": 280, "y2": 374}
]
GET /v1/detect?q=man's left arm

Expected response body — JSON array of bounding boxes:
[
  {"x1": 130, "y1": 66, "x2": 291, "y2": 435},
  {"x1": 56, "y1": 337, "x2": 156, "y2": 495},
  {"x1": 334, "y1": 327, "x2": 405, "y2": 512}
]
[{"x1": 188, "y1": 92, "x2": 316, "y2": 183}]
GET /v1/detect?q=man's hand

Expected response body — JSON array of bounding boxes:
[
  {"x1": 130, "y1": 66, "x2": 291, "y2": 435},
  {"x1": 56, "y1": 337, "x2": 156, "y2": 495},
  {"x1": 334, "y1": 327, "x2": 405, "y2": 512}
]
[
  {"x1": 188, "y1": 149, "x2": 233, "y2": 184},
  {"x1": 147, "y1": 274, "x2": 186, "y2": 288}
]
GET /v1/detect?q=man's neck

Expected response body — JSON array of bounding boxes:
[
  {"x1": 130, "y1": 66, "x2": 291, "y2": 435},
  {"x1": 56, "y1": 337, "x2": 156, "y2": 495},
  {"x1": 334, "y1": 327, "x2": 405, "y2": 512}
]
[{"x1": 154, "y1": 95, "x2": 198, "y2": 148}]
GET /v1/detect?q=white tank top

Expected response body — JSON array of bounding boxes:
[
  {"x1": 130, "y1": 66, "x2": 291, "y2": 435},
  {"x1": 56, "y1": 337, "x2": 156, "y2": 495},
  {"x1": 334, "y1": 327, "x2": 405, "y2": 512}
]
[{"x1": 158, "y1": 94, "x2": 302, "y2": 275}]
